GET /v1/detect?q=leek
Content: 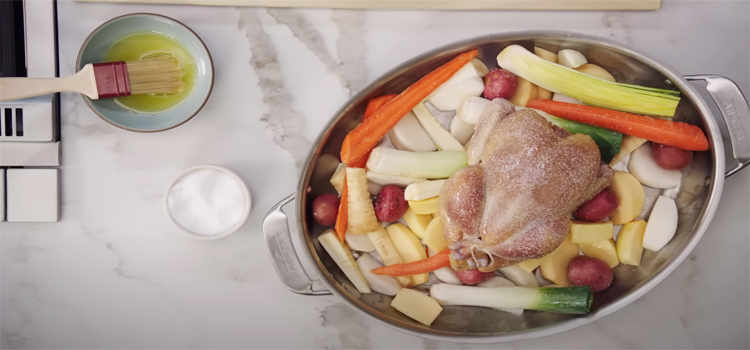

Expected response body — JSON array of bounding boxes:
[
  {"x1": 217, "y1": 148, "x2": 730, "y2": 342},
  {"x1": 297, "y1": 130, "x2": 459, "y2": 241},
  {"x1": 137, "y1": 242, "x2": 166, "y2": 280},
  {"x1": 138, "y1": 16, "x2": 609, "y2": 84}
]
[
  {"x1": 430, "y1": 283, "x2": 592, "y2": 314},
  {"x1": 366, "y1": 171, "x2": 426, "y2": 187},
  {"x1": 366, "y1": 147, "x2": 468, "y2": 179},
  {"x1": 497, "y1": 45, "x2": 680, "y2": 117}
]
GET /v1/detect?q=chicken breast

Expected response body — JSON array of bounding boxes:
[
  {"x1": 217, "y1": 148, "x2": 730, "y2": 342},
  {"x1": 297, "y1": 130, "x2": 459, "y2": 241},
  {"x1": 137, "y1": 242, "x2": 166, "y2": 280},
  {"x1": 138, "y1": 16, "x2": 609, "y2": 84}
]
[{"x1": 439, "y1": 101, "x2": 613, "y2": 272}]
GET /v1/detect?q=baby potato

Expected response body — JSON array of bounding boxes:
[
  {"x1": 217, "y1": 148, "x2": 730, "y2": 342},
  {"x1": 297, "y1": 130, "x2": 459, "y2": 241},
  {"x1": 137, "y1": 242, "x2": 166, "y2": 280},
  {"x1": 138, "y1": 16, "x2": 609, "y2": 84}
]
[
  {"x1": 374, "y1": 185, "x2": 408, "y2": 223},
  {"x1": 652, "y1": 143, "x2": 693, "y2": 170},
  {"x1": 483, "y1": 68, "x2": 518, "y2": 100},
  {"x1": 312, "y1": 193, "x2": 339, "y2": 226},
  {"x1": 455, "y1": 269, "x2": 494, "y2": 285},
  {"x1": 567, "y1": 256, "x2": 613, "y2": 292},
  {"x1": 573, "y1": 187, "x2": 619, "y2": 222}
]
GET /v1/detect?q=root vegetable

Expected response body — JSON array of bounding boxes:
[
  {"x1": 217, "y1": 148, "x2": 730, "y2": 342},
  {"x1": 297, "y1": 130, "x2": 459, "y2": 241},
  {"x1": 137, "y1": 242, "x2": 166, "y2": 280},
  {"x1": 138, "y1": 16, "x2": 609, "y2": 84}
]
[
  {"x1": 483, "y1": 68, "x2": 518, "y2": 100},
  {"x1": 567, "y1": 256, "x2": 613, "y2": 292},
  {"x1": 573, "y1": 187, "x2": 619, "y2": 222},
  {"x1": 652, "y1": 143, "x2": 693, "y2": 170},
  {"x1": 374, "y1": 185, "x2": 408, "y2": 223},
  {"x1": 455, "y1": 269, "x2": 494, "y2": 285},
  {"x1": 312, "y1": 194, "x2": 339, "y2": 226}
]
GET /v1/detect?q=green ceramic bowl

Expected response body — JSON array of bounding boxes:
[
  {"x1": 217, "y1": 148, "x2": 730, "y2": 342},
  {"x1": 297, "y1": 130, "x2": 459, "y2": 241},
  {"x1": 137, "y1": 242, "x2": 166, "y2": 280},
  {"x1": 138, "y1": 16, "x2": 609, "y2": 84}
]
[{"x1": 76, "y1": 13, "x2": 213, "y2": 132}]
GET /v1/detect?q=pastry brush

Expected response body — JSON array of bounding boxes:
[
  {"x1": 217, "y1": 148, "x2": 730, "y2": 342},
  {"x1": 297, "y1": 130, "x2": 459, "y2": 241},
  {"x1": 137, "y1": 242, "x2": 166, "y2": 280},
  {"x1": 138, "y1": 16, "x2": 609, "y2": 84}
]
[{"x1": 0, "y1": 55, "x2": 184, "y2": 102}]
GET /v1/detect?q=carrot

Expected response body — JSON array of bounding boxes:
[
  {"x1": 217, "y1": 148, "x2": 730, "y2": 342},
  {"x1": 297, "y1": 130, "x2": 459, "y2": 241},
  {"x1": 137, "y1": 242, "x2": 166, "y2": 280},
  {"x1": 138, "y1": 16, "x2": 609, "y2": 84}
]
[
  {"x1": 372, "y1": 248, "x2": 451, "y2": 276},
  {"x1": 334, "y1": 174, "x2": 348, "y2": 242},
  {"x1": 349, "y1": 94, "x2": 398, "y2": 168},
  {"x1": 364, "y1": 94, "x2": 397, "y2": 119},
  {"x1": 340, "y1": 49, "x2": 479, "y2": 164},
  {"x1": 527, "y1": 99, "x2": 709, "y2": 151}
]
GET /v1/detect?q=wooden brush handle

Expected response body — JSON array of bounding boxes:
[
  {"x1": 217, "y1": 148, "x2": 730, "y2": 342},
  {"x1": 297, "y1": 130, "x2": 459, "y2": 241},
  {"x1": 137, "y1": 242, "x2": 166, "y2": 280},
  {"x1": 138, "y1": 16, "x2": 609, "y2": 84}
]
[{"x1": 0, "y1": 65, "x2": 98, "y2": 102}]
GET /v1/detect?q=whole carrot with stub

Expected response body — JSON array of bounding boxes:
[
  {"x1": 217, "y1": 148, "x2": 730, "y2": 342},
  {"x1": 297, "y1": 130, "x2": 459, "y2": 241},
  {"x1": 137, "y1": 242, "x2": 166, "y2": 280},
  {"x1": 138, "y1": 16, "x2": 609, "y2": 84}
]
[
  {"x1": 526, "y1": 99, "x2": 709, "y2": 151},
  {"x1": 334, "y1": 174, "x2": 348, "y2": 242},
  {"x1": 336, "y1": 94, "x2": 398, "y2": 240},
  {"x1": 0, "y1": 55, "x2": 184, "y2": 102},
  {"x1": 372, "y1": 248, "x2": 451, "y2": 276},
  {"x1": 349, "y1": 94, "x2": 398, "y2": 168},
  {"x1": 340, "y1": 49, "x2": 479, "y2": 164},
  {"x1": 364, "y1": 94, "x2": 397, "y2": 119}
]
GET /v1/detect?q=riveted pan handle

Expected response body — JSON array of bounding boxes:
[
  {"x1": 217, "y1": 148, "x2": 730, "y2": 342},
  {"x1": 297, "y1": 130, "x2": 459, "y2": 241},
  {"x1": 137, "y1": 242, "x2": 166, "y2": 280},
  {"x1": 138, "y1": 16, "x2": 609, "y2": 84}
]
[
  {"x1": 685, "y1": 75, "x2": 750, "y2": 177},
  {"x1": 262, "y1": 193, "x2": 331, "y2": 295}
]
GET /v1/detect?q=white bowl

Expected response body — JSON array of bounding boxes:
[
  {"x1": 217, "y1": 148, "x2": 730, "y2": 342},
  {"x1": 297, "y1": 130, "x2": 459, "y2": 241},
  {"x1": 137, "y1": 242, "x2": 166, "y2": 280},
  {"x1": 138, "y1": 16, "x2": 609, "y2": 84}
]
[{"x1": 164, "y1": 165, "x2": 252, "y2": 240}]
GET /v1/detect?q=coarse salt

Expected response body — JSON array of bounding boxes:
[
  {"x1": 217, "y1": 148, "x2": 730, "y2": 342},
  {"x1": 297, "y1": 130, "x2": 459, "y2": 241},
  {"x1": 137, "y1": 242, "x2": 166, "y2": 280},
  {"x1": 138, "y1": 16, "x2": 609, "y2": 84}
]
[{"x1": 167, "y1": 168, "x2": 246, "y2": 236}]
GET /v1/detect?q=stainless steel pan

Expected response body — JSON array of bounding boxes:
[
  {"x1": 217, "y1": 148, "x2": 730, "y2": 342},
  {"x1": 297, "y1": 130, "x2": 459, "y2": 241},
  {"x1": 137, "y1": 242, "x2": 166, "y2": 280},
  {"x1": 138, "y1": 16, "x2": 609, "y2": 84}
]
[{"x1": 263, "y1": 31, "x2": 749, "y2": 343}]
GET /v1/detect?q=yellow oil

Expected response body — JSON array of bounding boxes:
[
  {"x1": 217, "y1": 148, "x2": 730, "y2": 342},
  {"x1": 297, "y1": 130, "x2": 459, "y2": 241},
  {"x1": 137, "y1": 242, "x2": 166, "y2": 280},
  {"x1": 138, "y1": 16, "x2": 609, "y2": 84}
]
[{"x1": 104, "y1": 32, "x2": 197, "y2": 114}]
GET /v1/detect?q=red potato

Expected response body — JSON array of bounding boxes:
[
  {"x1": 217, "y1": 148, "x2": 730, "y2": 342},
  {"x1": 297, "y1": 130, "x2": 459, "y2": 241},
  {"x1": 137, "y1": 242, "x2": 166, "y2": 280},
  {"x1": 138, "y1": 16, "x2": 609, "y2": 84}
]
[
  {"x1": 567, "y1": 256, "x2": 613, "y2": 292},
  {"x1": 312, "y1": 194, "x2": 339, "y2": 226},
  {"x1": 455, "y1": 269, "x2": 495, "y2": 285},
  {"x1": 573, "y1": 187, "x2": 619, "y2": 222},
  {"x1": 374, "y1": 185, "x2": 408, "y2": 223},
  {"x1": 483, "y1": 68, "x2": 518, "y2": 100},
  {"x1": 652, "y1": 143, "x2": 693, "y2": 170}
]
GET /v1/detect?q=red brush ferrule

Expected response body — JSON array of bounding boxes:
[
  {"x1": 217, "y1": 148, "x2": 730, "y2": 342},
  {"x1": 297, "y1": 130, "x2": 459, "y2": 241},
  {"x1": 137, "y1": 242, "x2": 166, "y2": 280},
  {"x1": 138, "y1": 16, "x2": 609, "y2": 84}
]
[{"x1": 92, "y1": 61, "x2": 131, "y2": 99}]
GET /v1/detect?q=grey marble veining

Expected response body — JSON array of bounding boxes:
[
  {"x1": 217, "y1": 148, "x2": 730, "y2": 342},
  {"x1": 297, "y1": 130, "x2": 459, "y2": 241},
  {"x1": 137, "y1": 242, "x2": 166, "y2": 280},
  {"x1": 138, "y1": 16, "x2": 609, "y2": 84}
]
[
  {"x1": 1, "y1": 0, "x2": 748, "y2": 349},
  {"x1": 238, "y1": 8, "x2": 313, "y2": 171}
]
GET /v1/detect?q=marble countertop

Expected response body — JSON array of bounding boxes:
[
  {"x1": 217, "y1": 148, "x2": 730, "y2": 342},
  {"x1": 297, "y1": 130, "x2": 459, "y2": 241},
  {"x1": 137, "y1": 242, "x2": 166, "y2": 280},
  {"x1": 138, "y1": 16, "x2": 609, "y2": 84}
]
[{"x1": 2, "y1": 0, "x2": 749, "y2": 348}]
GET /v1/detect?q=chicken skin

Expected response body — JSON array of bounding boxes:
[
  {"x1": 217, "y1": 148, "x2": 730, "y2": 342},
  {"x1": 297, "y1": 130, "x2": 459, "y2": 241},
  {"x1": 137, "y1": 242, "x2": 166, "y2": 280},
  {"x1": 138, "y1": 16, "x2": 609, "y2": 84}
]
[{"x1": 439, "y1": 99, "x2": 613, "y2": 272}]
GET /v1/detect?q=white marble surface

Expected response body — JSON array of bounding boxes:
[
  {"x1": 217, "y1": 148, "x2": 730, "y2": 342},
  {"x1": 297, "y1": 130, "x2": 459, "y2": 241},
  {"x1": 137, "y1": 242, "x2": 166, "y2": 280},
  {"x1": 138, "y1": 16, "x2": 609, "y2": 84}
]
[{"x1": 2, "y1": 0, "x2": 749, "y2": 348}]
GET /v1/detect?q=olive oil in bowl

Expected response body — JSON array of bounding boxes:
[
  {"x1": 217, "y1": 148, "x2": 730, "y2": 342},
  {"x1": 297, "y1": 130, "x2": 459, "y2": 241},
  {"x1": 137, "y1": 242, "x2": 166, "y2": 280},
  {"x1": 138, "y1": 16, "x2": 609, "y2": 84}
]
[{"x1": 104, "y1": 32, "x2": 197, "y2": 114}]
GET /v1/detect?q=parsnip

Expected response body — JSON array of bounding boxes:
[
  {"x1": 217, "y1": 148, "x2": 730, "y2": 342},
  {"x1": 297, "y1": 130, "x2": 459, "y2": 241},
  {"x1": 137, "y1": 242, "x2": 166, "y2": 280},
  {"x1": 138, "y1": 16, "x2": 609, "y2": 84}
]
[
  {"x1": 318, "y1": 230, "x2": 371, "y2": 293},
  {"x1": 329, "y1": 163, "x2": 347, "y2": 195},
  {"x1": 404, "y1": 180, "x2": 446, "y2": 201},
  {"x1": 366, "y1": 171, "x2": 426, "y2": 187},
  {"x1": 346, "y1": 168, "x2": 380, "y2": 235}
]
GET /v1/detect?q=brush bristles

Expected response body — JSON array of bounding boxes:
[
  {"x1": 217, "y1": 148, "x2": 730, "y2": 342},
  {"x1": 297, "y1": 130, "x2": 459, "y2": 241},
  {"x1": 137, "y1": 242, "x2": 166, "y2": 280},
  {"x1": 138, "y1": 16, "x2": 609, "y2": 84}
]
[{"x1": 125, "y1": 56, "x2": 184, "y2": 95}]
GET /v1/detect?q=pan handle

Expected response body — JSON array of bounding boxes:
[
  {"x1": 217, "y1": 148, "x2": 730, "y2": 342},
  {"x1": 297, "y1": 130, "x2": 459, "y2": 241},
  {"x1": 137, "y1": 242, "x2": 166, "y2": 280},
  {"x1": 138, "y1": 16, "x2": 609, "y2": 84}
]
[
  {"x1": 262, "y1": 193, "x2": 331, "y2": 295},
  {"x1": 685, "y1": 75, "x2": 750, "y2": 177}
]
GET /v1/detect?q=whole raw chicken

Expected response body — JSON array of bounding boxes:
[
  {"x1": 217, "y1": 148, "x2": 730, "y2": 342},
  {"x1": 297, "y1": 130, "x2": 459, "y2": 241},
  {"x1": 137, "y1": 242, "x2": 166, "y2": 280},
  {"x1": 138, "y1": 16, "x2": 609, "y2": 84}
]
[{"x1": 439, "y1": 99, "x2": 613, "y2": 272}]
